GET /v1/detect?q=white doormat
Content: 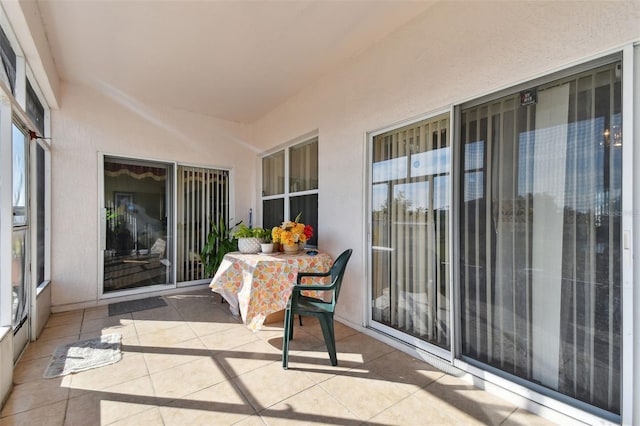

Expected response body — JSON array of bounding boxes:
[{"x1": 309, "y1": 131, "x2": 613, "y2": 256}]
[{"x1": 43, "y1": 333, "x2": 122, "y2": 378}]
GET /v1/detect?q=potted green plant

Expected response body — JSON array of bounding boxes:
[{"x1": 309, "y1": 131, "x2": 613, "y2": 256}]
[
  {"x1": 200, "y1": 218, "x2": 239, "y2": 277},
  {"x1": 232, "y1": 224, "x2": 268, "y2": 254},
  {"x1": 260, "y1": 232, "x2": 274, "y2": 253}
]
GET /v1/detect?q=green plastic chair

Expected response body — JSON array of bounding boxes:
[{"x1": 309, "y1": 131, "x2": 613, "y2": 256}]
[{"x1": 282, "y1": 249, "x2": 353, "y2": 369}]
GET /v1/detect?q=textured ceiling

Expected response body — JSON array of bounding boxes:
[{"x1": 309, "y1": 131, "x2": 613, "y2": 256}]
[{"x1": 36, "y1": 1, "x2": 433, "y2": 123}]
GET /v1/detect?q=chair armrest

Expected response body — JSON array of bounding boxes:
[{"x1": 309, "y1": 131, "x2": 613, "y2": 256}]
[
  {"x1": 296, "y1": 271, "x2": 330, "y2": 283},
  {"x1": 292, "y1": 283, "x2": 336, "y2": 293}
]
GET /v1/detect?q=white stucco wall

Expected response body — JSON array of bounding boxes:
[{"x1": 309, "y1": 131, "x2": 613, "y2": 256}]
[
  {"x1": 51, "y1": 82, "x2": 257, "y2": 308},
  {"x1": 252, "y1": 1, "x2": 640, "y2": 326}
]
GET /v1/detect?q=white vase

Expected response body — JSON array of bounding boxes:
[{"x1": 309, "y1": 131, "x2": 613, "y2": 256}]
[{"x1": 260, "y1": 243, "x2": 274, "y2": 253}]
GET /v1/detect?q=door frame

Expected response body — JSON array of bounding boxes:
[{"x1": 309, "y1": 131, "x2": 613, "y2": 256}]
[
  {"x1": 98, "y1": 152, "x2": 177, "y2": 299},
  {"x1": 365, "y1": 107, "x2": 454, "y2": 361}
]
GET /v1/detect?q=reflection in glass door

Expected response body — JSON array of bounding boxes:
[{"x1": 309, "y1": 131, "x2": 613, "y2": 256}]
[
  {"x1": 459, "y1": 62, "x2": 622, "y2": 415},
  {"x1": 370, "y1": 113, "x2": 450, "y2": 350},
  {"x1": 103, "y1": 157, "x2": 173, "y2": 293},
  {"x1": 12, "y1": 124, "x2": 30, "y2": 360}
]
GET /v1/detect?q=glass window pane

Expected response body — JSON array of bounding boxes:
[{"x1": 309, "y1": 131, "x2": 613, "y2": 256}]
[
  {"x1": 289, "y1": 138, "x2": 318, "y2": 192},
  {"x1": 27, "y1": 79, "x2": 45, "y2": 137},
  {"x1": 36, "y1": 144, "x2": 45, "y2": 285},
  {"x1": 262, "y1": 151, "x2": 284, "y2": 196},
  {"x1": 290, "y1": 194, "x2": 317, "y2": 246},
  {"x1": 370, "y1": 114, "x2": 450, "y2": 349},
  {"x1": 12, "y1": 125, "x2": 27, "y2": 226},
  {"x1": 103, "y1": 158, "x2": 173, "y2": 292},
  {"x1": 459, "y1": 62, "x2": 622, "y2": 415},
  {"x1": 12, "y1": 229, "x2": 27, "y2": 328},
  {"x1": 263, "y1": 199, "x2": 284, "y2": 231}
]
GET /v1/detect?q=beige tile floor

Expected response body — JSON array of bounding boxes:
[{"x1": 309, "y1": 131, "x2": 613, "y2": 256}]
[{"x1": 0, "y1": 288, "x2": 556, "y2": 425}]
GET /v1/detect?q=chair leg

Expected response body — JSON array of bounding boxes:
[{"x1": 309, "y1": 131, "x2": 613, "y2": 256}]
[
  {"x1": 288, "y1": 309, "x2": 295, "y2": 340},
  {"x1": 318, "y1": 315, "x2": 337, "y2": 366},
  {"x1": 298, "y1": 314, "x2": 303, "y2": 326},
  {"x1": 282, "y1": 306, "x2": 292, "y2": 369}
]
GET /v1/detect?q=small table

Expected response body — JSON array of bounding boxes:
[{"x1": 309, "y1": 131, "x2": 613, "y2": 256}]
[{"x1": 209, "y1": 251, "x2": 333, "y2": 330}]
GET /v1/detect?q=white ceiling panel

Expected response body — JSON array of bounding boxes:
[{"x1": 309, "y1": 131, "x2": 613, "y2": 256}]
[{"x1": 35, "y1": 0, "x2": 434, "y2": 122}]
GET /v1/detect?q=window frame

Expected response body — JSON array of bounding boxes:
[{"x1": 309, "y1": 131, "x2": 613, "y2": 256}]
[
  {"x1": 367, "y1": 110, "x2": 453, "y2": 356},
  {"x1": 260, "y1": 132, "x2": 319, "y2": 245},
  {"x1": 0, "y1": 12, "x2": 51, "y2": 345}
]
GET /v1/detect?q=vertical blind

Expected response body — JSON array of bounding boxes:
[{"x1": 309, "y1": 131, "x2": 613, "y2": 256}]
[
  {"x1": 289, "y1": 137, "x2": 318, "y2": 192},
  {"x1": 459, "y1": 61, "x2": 621, "y2": 414},
  {"x1": 262, "y1": 151, "x2": 284, "y2": 197},
  {"x1": 371, "y1": 114, "x2": 450, "y2": 348},
  {"x1": 177, "y1": 166, "x2": 229, "y2": 282}
]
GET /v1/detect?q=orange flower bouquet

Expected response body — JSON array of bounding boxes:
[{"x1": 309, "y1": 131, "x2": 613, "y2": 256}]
[{"x1": 272, "y1": 214, "x2": 313, "y2": 252}]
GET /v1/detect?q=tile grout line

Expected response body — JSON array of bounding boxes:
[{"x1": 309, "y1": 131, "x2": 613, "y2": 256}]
[
  {"x1": 62, "y1": 306, "x2": 87, "y2": 425},
  {"x1": 315, "y1": 379, "x2": 364, "y2": 422},
  {"x1": 499, "y1": 406, "x2": 520, "y2": 425}
]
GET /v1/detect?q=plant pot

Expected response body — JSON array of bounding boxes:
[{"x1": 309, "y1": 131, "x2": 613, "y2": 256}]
[
  {"x1": 260, "y1": 243, "x2": 274, "y2": 254},
  {"x1": 238, "y1": 237, "x2": 262, "y2": 254}
]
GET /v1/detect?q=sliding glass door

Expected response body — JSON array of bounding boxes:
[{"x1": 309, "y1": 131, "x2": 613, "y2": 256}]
[
  {"x1": 370, "y1": 113, "x2": 450, "y2": 350},
  {"x1": 102, "y1": 158, "x2": 232, "y2": 291},
  {"x1": 102, "y1": 157, "x2": 174, "y2": 293},
  {"x1": 459, "y1": 61, "x2": 622, "y2": 414},
  {"x1": 367, "y1": 59, "x2": 622, "y2": 418}
]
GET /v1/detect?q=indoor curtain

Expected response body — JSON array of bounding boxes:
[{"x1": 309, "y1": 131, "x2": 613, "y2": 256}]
[{"x1": 460, "y1": 61, "x2": 621, "y2": 414}]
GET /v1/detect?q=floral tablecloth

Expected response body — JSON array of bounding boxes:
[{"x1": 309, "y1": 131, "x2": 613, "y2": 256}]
[{"x1": 209, "y1": 251, "x2": 333, "y2": 331}]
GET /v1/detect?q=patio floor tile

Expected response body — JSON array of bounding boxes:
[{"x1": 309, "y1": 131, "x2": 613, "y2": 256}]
[
  {"x1": 232, "y1": 361, "x2": 316, "y2": 411},
  {"x1": 0, "y1": 377, "x2": 70, "y2": 417},
  {"x1": 44, "y1": 311, "x2": 84, "y2": 329},
  {"x1": 140, "y1": 336, "x2": 209, "y2": 374},
  {"x1": 107, "y1": 407, "x2": 163, "y2": 425},
  {"x1": 0, "y1": 400, "x2": 67, "y2": 426},
  {"x1": 319, "y1": 370, "x2": 412, "y2": 420},
  {"x1": 258, "y1": 385, "x2": 360, "y2": 426},
  {"x1": 1, "y1": 287, "x2": 558, "y2": 425},
  {"x1": 149, "y1": 356, "x2": 228, "y2": 399},
  {"x1": 158, "y1": 380, "x2": 256, "y2": 425}
]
